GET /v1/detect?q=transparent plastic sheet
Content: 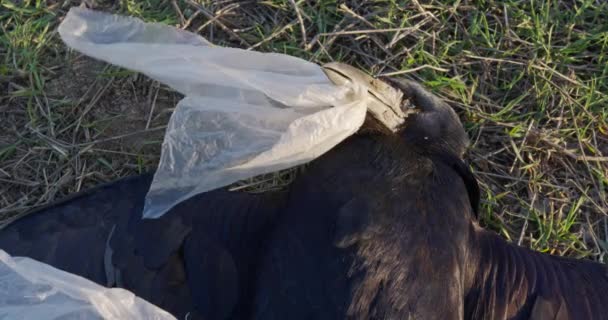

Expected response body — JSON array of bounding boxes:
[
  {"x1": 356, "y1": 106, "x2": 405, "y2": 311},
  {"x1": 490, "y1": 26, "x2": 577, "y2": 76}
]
[
  {"x1": 58, "y1": 7, "x2": 369, "y2": 218},
  {"x1": 0, "y1": 250, "x2": 176, "y2": 320}
]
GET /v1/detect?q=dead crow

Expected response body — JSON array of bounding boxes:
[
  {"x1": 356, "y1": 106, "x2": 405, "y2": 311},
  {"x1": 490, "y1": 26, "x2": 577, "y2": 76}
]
[
  {"x1": 0, "y1": 63, "x2": 606, "y2": 320},
  {"x1": 0, "y1": 172, "x2": 287, "y2": 319}
]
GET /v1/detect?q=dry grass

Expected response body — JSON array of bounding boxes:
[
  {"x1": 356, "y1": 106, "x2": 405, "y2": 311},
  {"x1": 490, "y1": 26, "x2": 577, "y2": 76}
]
[{"x1": 1, "y1": 0, "x2": 607, "y2": 261}]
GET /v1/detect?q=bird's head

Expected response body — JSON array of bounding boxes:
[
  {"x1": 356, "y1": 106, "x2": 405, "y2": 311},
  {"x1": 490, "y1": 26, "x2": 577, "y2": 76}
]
[
  {"x1": 322, "y1": 62, "x2": 479, "y2": 218},
  {"x1": 322, "y1": 62, "x2": 469, "y2": 159}
]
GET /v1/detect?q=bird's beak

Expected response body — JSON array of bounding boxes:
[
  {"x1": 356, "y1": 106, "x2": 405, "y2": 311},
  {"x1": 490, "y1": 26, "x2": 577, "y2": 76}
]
[{"x1": 321, "y1": 62, "x2": 411, "y2": 132}]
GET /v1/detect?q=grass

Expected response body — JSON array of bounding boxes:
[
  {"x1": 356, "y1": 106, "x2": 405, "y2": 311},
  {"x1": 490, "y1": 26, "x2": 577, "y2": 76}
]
[{"x1": 1, "y1": 0, "x2": 607, "y2": 262}]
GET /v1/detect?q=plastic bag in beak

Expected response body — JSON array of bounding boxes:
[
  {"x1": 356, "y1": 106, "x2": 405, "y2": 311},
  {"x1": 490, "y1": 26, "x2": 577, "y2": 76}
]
[{"x1": 58, "y1": 7, "x2": 382, "y2": 219}]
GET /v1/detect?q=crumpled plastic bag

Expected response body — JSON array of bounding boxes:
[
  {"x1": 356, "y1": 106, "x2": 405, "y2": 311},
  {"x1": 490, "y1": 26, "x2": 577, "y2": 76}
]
[
  {"x1": 0, "y1": 250, "x2": 176, "y2": 320},
  {"x1": 58, "y1": 7, "x2": 370, "y2": 219}
]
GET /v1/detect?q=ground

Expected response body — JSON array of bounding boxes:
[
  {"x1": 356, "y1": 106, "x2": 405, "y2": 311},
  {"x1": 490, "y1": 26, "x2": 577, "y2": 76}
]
[{"x1": 1, "y1": 0, "x2": 607, "y2": 262}]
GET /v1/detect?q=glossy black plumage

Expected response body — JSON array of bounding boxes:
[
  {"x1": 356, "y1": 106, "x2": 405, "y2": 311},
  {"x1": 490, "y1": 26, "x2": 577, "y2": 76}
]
[
  {"x1": 0, "y1": 173, "x2": 287, "y2": 319},
  {"x1": 0, "y1": 77, "x2": 606, "y2": 320},
  {"x1": 466, "y1": 228, "x2": 608, "y2": 319}
]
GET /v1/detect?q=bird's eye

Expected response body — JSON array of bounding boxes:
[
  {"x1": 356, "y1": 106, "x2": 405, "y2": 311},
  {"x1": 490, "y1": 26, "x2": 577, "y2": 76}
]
[{"x1": 401, "y1": 99, "x2": 416, "y2": 110}]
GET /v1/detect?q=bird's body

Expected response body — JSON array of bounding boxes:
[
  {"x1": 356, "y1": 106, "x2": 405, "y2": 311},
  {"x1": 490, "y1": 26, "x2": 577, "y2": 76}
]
[
  {"x1": 251, "y1": 133, "x2": 477, "y2": 320},
  {"x1": 0, "y1": 173, "x2": 287, "y2": 319},
  {"x1": 0, "y1": 71, "x2": 606, "y2": 319}
]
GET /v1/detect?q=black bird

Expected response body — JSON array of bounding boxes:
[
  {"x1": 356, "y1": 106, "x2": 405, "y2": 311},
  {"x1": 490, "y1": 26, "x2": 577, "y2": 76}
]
[
  {"x1": 0, "y1": 63, "x2": 606, "y2": 320},
  {"x1": 0, "y1": 173, "x2": 286, "y2": 319}
]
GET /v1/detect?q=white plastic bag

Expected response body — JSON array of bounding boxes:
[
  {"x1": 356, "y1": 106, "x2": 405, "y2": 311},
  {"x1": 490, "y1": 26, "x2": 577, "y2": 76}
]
[
  {"x1": 58, "y1": 7, "x2": 370, "y2": 218},
  {"x1": 0, "y1": 250, "x2": 176, "y2": 320}
]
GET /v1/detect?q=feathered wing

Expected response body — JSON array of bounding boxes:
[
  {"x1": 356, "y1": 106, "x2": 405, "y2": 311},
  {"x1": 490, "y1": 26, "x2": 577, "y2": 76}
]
[
  {"x1": 466, "y1": 228, "x2": 608, "y2": 320},
  {"x1": 110, "y1": 186, "x2": 288, "y2": 319},
  {"x1": 0, "y1": 173, "x2": 287, "y2": 319},
  {"x1": 0, "y1": 174, "x2": 154, "y2": 285}
]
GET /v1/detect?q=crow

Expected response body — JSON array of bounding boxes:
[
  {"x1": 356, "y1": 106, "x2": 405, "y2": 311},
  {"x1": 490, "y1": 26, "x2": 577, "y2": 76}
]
[
  {"x1": 0, "y1": 172, "x2": 287, "y2": 319},
  {"x1": 0, "y1": 63, "x2": 606, "y2": 320},
  {"x1": 251, "y1": 69, "x2": 608, "y2": 320}
]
